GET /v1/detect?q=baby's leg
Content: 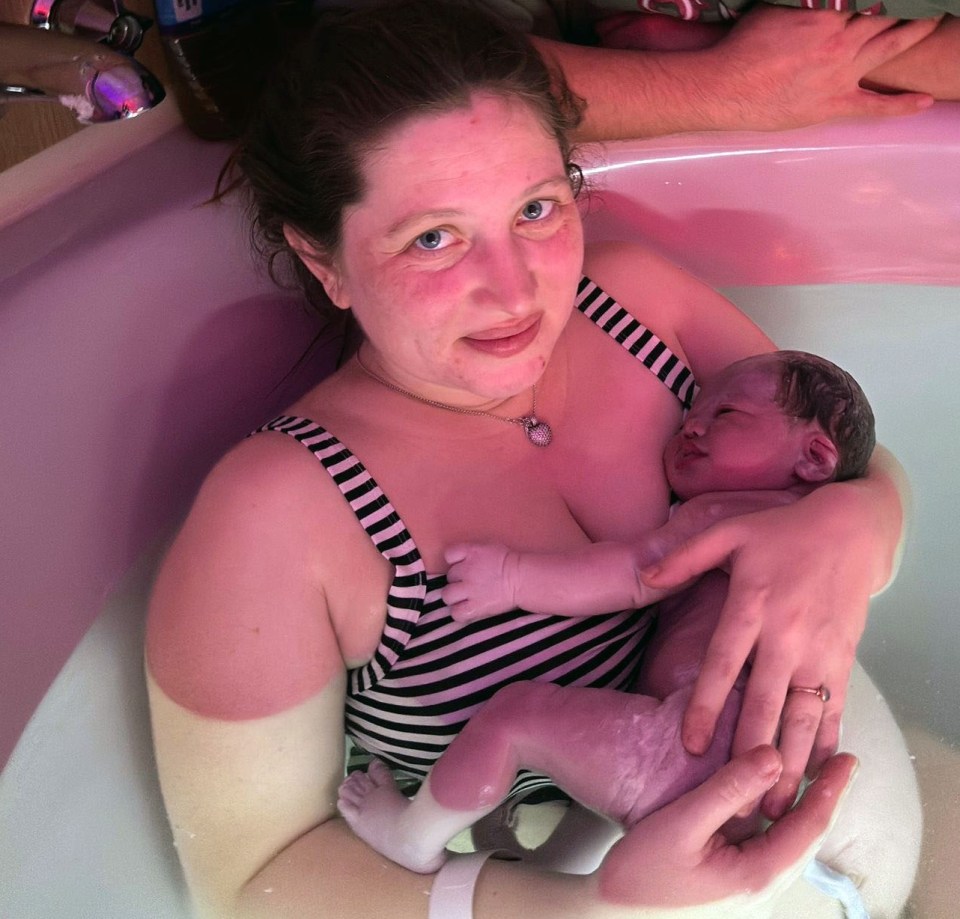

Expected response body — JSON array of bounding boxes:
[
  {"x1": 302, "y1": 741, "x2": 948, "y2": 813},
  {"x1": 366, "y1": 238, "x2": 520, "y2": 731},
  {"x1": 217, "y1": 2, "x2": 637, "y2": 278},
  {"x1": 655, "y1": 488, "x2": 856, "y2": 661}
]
[
  {"x1": 339, "y1": 674, "x2": 739, "y2": 870},
  {"x1": 429, "y1": 679, "x2": 739, "y2": 830},
  {"x1": 339, "y1": 683, "x2": 595, "y2": 872},
  {"x1": 338, "y1": 681, "x2": 591, "y2": 873},
  {"x1": 636, "y1": 570, "x2": 729, "y2": 698}
]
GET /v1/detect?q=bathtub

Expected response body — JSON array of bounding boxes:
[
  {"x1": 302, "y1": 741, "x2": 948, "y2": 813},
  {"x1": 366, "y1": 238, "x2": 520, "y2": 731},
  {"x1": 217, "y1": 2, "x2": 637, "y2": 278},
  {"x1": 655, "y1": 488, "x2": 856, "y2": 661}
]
[{"x1": 1, "y1": 101, "x2": 958, "y2": 917}]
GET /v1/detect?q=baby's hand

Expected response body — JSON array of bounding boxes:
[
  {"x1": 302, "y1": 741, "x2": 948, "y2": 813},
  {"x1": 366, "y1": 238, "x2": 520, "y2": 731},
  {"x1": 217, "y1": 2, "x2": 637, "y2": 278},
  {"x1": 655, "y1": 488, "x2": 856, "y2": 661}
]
[{"x1": 442, "y1": 542, "x2": 519, "y2": 622}]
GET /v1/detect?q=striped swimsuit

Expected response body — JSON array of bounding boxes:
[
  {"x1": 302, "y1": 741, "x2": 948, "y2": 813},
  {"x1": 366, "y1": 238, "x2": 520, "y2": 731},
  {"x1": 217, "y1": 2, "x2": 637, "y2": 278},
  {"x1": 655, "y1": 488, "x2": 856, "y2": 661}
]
[{"x1": 258, "y1": 277, "x2": 696, "y2": 796}]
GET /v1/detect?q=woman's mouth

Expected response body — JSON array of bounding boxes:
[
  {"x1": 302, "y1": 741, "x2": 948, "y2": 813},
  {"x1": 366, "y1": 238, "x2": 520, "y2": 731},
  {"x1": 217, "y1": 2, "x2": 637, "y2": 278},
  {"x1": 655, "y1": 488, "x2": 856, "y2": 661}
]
[{"x1": 464, "y1": 317, "x2": 540, "y2": 356}]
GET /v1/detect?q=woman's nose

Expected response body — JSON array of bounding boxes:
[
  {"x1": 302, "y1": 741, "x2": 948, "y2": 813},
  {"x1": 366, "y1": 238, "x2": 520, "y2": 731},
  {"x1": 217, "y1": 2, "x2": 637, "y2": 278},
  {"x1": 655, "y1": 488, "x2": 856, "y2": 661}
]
[{"x1": 474, "y1": 238, "x2": 536, "y2": 312}]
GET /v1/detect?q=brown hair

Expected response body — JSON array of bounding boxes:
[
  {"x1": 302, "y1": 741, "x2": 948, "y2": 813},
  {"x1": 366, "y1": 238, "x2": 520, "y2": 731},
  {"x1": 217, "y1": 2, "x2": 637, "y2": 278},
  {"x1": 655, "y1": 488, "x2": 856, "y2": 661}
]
[
  {"x1": 771, "y1": 350, "x2": 876, "y2": 481},
  {"x1": 222, "y1": 0, "x2": 584, "y2": 323}
]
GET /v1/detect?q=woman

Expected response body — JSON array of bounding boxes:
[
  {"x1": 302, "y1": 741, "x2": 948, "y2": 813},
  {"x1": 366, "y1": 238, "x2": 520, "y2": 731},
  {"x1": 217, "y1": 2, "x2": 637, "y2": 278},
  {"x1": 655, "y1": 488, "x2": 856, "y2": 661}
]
[{"x1": 145, "y1": 2, "x2": 903, "y2": 916}]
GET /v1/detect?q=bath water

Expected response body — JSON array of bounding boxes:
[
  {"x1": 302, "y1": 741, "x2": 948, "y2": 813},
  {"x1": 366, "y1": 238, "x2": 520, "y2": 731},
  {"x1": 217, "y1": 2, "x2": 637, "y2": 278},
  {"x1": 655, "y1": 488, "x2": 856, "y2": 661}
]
[
  {"x1": 723, "y1": 282, "x2": 960, "y2": 918},
  {"x1": 3, "y1": 282, "x2": 956, "y2": 918},
  {"x1": 721, "y1": 283, "x2": 960, "y2": 741}
]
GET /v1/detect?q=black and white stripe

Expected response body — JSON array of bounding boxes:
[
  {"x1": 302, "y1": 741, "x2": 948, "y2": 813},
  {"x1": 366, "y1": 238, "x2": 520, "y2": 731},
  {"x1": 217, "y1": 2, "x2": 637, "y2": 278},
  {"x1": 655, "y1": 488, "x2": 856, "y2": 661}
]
[{"x1": 576, "y1": 276, "x2": 698, "y2": 409}]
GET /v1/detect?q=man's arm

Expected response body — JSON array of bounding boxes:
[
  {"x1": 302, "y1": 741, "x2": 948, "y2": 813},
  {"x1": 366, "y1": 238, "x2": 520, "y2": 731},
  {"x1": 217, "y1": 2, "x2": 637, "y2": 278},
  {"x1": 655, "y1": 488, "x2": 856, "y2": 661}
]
[{"x1": 534, "y1": 8, "x2": 939, "y2": 139}]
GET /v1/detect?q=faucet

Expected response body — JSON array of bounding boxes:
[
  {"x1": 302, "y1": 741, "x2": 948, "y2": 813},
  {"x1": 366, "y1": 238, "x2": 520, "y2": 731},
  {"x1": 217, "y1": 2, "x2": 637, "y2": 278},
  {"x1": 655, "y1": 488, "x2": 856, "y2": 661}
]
[
  {"x1": 0, "y1": 0, "x2": 164, "y2": 123},
  {"x1": 29, "y1": 0, "x2": 154, "y2": 52}
]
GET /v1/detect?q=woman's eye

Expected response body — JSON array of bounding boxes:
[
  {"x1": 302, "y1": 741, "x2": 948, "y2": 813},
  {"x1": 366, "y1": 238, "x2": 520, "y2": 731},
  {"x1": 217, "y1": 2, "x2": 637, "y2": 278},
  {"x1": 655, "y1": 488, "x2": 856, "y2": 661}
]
[
  {"x1": 520, "y1": 199, "x2": 555, "y2": 222},
  {"x1": 414, "y1": 228, "x2": 453, "y2": 251}
]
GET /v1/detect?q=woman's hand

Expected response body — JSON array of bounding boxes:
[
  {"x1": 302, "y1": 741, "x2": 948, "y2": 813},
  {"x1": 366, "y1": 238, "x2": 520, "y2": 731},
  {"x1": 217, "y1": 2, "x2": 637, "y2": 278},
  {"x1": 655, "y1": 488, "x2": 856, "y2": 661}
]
[
  {"x1": 654, "y1": 490, "x2": 803, "y2": 563},
  {"x1": 640, "y1": 464, "x2": 902, "y2": 819},
  {"x1": 597, "y1": 746, "x2": 858, "y2": 911}
]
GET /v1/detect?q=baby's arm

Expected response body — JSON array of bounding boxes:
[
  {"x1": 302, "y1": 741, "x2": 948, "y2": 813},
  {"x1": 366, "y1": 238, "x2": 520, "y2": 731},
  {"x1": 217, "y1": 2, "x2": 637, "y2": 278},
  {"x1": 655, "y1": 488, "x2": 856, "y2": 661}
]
[
  {"x1": 654, "y1": 489, "x2": 804, "y2": 558},
  {"x1": 443, "y1": 540, "x2": 664, "y2": 622},
  {"x1": 442, "y1": 489, "x2": 802, "y2": 623}
]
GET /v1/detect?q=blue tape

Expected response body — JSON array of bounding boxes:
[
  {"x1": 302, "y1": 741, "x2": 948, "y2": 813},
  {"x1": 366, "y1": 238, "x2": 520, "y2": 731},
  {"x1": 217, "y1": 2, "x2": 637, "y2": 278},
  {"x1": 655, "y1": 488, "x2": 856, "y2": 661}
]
[{"x1": 803, "y1": 859, "x2": 870, "y2": 919}]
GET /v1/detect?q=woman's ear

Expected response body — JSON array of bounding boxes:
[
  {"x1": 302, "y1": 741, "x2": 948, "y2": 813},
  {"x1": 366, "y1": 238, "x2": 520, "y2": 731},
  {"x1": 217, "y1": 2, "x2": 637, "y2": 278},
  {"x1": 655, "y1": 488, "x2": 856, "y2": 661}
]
[
  {"x1": 283, "y1": 225, "x2": 350, "y2": 310},
  {"x1": 795, "y1": 431, "x2": 840, "y2": 483}
]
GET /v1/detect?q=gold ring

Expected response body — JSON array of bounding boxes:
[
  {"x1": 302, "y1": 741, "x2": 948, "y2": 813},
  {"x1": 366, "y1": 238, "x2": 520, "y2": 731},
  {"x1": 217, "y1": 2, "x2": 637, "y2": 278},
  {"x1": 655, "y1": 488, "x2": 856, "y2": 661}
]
[{"x1": 787, "y1": 684, "x2": 831, "y2": 703}]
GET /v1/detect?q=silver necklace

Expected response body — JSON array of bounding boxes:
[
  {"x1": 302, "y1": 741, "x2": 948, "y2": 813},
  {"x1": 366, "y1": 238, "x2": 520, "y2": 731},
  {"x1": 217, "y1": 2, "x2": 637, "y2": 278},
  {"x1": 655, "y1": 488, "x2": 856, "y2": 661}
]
[{"x1": 355, "y1": 352, "x2": 553, "y2": 447}]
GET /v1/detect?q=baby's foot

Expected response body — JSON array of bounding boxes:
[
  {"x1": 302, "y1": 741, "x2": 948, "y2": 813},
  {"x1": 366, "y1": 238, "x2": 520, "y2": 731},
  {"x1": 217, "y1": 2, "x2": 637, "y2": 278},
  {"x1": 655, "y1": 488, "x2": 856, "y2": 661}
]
[{"x1": 337, "y1": 760, "x2": 448, "y2": 874}]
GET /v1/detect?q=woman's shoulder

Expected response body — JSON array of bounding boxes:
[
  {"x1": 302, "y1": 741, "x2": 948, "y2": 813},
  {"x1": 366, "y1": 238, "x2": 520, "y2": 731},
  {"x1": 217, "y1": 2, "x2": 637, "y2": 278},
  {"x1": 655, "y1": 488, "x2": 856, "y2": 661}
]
[
  {"x1": 583, "y1": 239, "x2": 671, "y2": 272},
  {"x1": 226, "y1": 364, "x2": 362, "y2": 499},
  {"x1": 145, "y1": 420, "x2": 382, "y2": 720},
  {"x1": 200, "y1": 421, "x2": 344, "y2": 524},
  {"x1": 581, "y1": 240, "x2": 774, "y2": 377},
  {"x1": 583, "y1": 240, "x2": 703, "y2": 306},
  {"x1": 578, "y1": 240, "x2": 701, "y2": 354},
  {"x1": 193, "y1": 420, "x2": 383, "y2": 592}
]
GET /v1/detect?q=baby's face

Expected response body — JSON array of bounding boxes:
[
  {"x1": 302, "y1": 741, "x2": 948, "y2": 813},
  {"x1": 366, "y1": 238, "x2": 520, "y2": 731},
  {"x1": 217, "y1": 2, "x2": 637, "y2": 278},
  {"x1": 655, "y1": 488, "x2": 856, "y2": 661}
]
[{"x1": 664, "y1": 358, "x2": 817, "y2": 500}]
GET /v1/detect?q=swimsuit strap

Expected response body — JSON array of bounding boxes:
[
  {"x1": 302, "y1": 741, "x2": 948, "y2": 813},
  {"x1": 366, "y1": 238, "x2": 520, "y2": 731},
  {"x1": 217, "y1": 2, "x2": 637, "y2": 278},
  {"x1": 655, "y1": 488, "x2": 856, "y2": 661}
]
[
  {"x1": 254, "y1": 415, "x2": 428, "y2": 696},
  {"x1": 576, "y1": 276, "x2": 698, "y2": 408}
]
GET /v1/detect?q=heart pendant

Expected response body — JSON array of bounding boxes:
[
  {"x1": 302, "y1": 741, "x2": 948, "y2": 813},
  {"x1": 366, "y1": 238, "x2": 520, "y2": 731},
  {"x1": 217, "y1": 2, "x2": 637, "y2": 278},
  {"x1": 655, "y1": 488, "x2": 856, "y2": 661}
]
[{"x1": 523, "y1": 418, "x2": 553, "y2": 447}]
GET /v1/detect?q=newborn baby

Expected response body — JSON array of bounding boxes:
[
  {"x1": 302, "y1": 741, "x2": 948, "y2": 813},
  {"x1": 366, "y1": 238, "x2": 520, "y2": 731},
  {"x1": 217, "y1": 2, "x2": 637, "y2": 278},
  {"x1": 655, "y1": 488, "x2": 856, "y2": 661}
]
[{"x1": 338, "y1": 350, "x2": 875, "y2": 877}]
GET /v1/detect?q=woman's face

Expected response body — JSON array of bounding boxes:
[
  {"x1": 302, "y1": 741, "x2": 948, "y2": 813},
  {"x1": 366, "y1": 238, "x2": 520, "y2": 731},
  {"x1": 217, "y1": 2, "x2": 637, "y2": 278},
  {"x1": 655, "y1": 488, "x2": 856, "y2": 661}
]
[{"x1": 314, "y1": 92, "x2": 584, "y2": 406}]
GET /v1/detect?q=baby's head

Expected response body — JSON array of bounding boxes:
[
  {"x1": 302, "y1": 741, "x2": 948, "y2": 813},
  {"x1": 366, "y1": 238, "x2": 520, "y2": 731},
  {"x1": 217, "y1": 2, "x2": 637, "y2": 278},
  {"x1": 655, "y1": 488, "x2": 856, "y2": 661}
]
[{"x1": 664, "y1": 350, "x2": 875, "y2": 501}]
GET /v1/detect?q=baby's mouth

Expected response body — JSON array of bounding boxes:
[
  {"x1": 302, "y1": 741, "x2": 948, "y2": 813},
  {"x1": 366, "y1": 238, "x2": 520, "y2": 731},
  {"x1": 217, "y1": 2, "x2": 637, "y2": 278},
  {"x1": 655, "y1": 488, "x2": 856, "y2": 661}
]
[
  {"x1": 678, "y1": 442, "x2": 706, "y2": 459},
  {"x1": 672, "y1": 443, "x2": 707, "y2": 468}
]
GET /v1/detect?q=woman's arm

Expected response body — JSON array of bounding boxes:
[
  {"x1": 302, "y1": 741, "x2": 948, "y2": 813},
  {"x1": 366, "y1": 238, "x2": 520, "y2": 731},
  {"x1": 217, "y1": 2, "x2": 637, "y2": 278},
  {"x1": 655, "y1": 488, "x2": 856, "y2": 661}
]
[
  {"x1": 145, "y1": 429, "x2": 861, "y2": 917},
  {"x1": 584, "y1": 240, "x2": 907, "y2": 821},
  {"x1": 643, "y1": 446, "x2": 907, "y2": 819},
  {"x1": 144, "y1": 434, "x2": 355, "y2": 916},
  {"x1": 144, "y1": 435, "x2": 598, "y2": 918}
]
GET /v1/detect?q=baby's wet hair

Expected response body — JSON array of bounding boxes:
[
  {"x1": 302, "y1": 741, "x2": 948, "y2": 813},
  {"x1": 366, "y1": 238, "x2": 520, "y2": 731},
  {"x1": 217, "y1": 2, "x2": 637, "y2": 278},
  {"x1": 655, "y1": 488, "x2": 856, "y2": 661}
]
[{"x1": 770, "y1": 350, "x2": 876, "y2": 481}]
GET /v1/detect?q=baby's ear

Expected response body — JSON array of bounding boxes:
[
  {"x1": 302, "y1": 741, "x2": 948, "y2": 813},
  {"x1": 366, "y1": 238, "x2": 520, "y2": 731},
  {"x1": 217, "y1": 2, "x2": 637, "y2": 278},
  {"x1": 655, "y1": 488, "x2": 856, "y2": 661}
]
[
  {"x1": 283, "y1": 225, "x2": 351, "y2": 310},
  {"x1": 795, "y1": 431, "x2": 839, "y2": 483}
]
